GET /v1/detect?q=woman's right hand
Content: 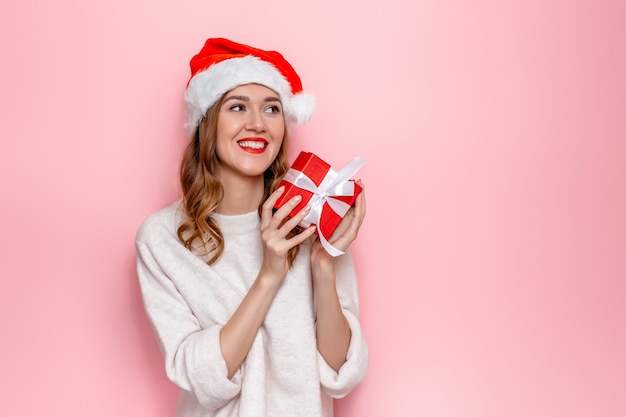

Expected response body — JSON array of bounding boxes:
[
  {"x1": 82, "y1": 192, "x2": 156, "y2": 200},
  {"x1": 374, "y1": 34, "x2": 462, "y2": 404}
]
[
  {"x1": 220, "y1": 187, "x2": 315, "y2": 379},
  {"x1": 259, "y1": 186, "x2": 316, "y2": 283}
]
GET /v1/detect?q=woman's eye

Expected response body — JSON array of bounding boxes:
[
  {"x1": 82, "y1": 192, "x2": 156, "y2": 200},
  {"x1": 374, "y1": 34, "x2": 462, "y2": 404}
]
[
  {"x1": 264, "y1": 105, "x2": 281, "y2": 114},
  {"x1": 230, "y1": 104, "x2": 245, "y2": 111}
]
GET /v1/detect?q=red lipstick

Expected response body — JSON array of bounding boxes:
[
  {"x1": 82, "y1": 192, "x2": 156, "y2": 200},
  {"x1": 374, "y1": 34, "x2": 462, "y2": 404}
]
[{"x1": 237, "y1": 138, "x2": 268, "y2": 154}]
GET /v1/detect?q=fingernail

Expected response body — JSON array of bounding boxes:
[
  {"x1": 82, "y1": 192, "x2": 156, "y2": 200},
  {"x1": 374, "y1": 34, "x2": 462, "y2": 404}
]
[
  {"x1": 301, "y1": 205, "x2": 311, "y2": 215},
  {"x1": 277, "y1": 186, "x2": 285, "y2": 193},
  {"x1": 293, "y1": 195, "x2": 302, "y2": 202}
]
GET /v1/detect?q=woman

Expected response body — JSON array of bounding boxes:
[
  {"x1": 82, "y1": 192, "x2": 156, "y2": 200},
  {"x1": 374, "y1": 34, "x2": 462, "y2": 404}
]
[{"x1": 136, "y1": 38, "x2": 368, "y2": 417}]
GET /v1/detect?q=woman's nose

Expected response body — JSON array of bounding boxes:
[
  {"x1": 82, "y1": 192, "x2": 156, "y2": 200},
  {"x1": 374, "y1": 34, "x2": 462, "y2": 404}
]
[{"x1": 245, "y1": 110, "x2": 266, "y2": 132}]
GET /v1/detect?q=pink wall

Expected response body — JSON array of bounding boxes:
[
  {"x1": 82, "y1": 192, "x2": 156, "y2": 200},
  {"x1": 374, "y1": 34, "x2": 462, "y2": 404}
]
[{"x1": 1, "y1": 1, "x2": 625, "y2": 416}]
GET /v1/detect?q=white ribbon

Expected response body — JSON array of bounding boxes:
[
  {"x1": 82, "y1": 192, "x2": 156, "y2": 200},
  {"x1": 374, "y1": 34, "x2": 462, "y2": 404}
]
[{"x1": 282, "y1": 156, "x2": 366, "y2": 256}]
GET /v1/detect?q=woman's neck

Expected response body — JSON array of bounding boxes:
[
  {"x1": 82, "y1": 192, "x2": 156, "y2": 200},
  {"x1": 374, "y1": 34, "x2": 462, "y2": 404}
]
[{"x1": 215, "y1": 174, "x2": 265, "y2": 215}]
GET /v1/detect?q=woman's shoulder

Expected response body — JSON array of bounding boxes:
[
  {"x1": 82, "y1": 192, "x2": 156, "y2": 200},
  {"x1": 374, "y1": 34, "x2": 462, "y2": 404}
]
[{"x1": 135, "y1": 199, "x2": 184, "y2": 245}]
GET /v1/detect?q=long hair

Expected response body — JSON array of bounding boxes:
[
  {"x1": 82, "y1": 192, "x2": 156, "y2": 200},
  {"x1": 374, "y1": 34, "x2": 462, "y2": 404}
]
[{"x1": 177, "y1": 94, "x2": 300, "y2": 265}]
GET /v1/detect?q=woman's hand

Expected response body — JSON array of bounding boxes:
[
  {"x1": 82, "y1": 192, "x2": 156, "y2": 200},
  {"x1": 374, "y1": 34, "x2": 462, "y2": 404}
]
[
  {"x1": 259, "y1": 186, "x2": 316, "y2": 284},
  {"x1": 220, "y1": 187, "x2": 315, "y2": 379},
  {"x1": 310, "y1": 181, "x2": 365, "y2": 371},
  {"x1": 310, "y1": 180, "x2": 366, "y2": 278}
]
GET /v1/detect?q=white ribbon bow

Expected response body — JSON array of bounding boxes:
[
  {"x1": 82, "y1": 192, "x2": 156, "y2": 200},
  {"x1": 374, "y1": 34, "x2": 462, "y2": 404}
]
[{"x1": 282, "y1": 157, "x2": 366, "y2": 257}]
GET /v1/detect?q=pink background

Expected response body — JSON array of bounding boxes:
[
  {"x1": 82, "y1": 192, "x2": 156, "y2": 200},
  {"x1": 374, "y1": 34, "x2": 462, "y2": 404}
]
[{"x1": 1, "y1": 1, "x2": 625, "y2": 416}]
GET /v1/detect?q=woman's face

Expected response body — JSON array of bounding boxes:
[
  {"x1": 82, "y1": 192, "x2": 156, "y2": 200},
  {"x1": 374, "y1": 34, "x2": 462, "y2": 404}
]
[{"x1": 214, "y1": 83, "x2": 285, "y2": 182}]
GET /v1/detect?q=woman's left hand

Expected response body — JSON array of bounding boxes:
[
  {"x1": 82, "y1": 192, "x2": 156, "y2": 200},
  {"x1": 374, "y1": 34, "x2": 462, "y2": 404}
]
[
  {"x1": 310, "y1": 180, "x2": 365, "y2": 370},
  {"x1": 310, "y1": 180, "x2": 366, "y2": 277}
]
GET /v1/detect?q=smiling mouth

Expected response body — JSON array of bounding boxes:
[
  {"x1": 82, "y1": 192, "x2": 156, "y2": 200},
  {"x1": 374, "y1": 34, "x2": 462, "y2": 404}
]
[
  {"x1": 237, "y1": 139, "x2": 268, "y2": 153},
  {"x1": 238, "y1": 140, "x2": 267, "y2": 149}
]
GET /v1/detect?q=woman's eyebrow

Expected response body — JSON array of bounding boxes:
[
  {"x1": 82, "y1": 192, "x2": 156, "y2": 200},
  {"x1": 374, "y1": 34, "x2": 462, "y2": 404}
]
[
  {"x1": 224, "y1": 95, "x2": 249, "y2": 102},
  {"x1": 223, "y1": 95, "x2": 281, "y2": 103}
]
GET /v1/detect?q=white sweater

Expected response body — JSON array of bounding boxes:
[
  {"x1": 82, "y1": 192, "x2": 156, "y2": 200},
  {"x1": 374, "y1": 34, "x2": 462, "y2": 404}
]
[{"x1": 136, "y1": 201, "x2": 368, "y2": 417}]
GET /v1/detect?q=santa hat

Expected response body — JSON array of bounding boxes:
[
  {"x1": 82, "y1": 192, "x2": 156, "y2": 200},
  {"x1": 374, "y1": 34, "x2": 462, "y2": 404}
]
[{"x1": 184, "y1": 38, "x2": 315, "y2": 133}]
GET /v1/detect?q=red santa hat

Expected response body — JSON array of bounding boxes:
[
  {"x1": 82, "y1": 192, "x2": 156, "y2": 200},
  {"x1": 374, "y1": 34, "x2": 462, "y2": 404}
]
[{"x1": 184, "y1": 38, "x2": 315, "y2": 133}]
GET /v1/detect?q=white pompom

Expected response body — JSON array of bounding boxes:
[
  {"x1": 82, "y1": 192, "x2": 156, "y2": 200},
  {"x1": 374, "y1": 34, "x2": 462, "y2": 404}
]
[{"x1": 287, "y1": 93, "x2": 316, "y2": 125}]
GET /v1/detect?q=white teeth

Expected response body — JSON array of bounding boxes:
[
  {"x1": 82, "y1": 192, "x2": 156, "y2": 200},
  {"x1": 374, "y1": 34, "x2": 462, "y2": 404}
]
[{"x1": 238, "y1": 141, "x2": 266, "y2": 149}]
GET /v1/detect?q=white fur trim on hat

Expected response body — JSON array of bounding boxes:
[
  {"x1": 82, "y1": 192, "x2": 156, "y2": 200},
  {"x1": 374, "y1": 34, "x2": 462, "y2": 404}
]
[{"x1": 184, "y1": 56, "x2": 315, "y2": 133}]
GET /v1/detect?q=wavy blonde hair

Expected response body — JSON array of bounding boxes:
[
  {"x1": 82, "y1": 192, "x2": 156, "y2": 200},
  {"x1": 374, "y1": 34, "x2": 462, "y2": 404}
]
[{"x1": 177, "y1": 94, "x2": 300, "y2": 265}]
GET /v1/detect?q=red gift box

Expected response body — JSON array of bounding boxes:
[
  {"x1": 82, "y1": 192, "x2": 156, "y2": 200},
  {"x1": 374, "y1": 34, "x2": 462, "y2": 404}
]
[{"x1": 274, "y1": 152, "x2": 364, "y2": 252}]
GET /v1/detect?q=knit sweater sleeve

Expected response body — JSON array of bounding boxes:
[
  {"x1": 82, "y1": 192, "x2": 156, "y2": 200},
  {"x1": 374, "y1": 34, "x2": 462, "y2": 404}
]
[
  {"x1": 135, "y1": 213, "x2": 242, "y2": 411},
  {"x1": 317, "y1": 250, "x2": 369, "y2": 398}
]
